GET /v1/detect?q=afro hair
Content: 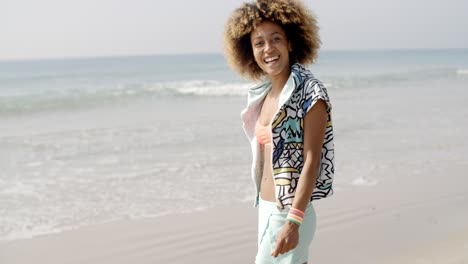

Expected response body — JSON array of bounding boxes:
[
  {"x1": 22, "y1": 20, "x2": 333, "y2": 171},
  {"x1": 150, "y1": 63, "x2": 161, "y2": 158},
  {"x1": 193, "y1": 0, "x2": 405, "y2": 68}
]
[{"x1": 223, "y1": 0, "x2": 321, "y2": 80}]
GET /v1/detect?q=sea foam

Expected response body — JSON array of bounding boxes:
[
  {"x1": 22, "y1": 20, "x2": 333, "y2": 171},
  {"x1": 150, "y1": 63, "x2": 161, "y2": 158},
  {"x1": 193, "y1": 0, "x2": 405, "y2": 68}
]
[{"x1": 456, "y1": 69, "x2": 468, "y2": 75}]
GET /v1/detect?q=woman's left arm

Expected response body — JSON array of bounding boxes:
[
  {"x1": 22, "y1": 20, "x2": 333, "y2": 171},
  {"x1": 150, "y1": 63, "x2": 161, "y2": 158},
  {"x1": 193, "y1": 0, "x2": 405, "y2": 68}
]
[
  {"x1": 271, "y1": 99, "x2": 328, "y2": 257},
  {"x1": 291, "y1": 98, "x2": 328, "y2": 211}
]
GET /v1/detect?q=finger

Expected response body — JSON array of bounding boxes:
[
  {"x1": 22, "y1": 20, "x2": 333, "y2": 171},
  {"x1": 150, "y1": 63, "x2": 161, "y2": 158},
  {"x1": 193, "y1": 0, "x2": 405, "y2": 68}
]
[
  {"x1": 271, "y1": 239, "x2": 284, "y2": 257},
  {"x1": 290, "y1": 241, "x2": 298, "y2": 250},
  {"x1": 281, "y1": 242, "x2": 292, "y2": 254},
  {"x1": 279, "y1": 239, "x2": 297, "y2": 255}
]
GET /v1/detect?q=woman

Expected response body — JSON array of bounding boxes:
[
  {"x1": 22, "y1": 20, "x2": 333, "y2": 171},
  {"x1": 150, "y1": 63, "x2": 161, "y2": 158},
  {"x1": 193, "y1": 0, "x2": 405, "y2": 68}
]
[{"x1": 223, "y1": 0, "x2": 335, "y2": 263}]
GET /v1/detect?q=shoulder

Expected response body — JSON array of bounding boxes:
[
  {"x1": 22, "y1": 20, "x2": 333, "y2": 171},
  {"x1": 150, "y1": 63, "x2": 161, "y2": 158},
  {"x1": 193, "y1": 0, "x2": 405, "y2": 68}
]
[
  {"x1": 246, "y1": 79, "x2": 271, "y2": 100},
  {"x1": 291, "y1": 63, "x2": 329, "y2": 98},
  {"x1": 291, "y1": 63, "x2": 323, "y2": 88},
  {"x1": 290, "y1": 63, "x2": 332, "y2": 113}
]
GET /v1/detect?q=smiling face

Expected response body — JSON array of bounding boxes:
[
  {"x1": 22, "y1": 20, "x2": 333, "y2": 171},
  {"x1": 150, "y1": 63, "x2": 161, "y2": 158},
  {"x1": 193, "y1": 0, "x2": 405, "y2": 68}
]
[{"x1": 250, "y1": 21, "x2": 292, "y2": 80}]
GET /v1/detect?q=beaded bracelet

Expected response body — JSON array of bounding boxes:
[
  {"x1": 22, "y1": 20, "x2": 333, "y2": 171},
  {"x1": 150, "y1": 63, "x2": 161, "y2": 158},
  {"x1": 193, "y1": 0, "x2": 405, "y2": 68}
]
[{"x1": 286, "y1": 207, "x2": 305, "y2": 226}]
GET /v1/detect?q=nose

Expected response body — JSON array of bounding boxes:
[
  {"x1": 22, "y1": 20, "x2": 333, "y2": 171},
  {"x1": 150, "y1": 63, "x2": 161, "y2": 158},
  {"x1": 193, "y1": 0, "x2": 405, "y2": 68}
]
[{"x1": 264, "y1": 40, "x2": 273, "y2": 53}]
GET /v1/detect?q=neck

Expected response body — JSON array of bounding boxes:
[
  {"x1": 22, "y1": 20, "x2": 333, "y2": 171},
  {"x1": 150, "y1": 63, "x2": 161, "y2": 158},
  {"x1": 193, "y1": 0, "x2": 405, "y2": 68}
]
[{"x1": 269, "y1": 67, "x2": 291, "y2": 96}]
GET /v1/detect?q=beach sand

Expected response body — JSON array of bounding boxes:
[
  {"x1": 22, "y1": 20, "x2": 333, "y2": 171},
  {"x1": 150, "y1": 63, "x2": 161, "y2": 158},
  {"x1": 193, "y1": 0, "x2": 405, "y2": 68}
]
[{"x1": 1, "y1": 161, "x2": 467, "y2": 264}]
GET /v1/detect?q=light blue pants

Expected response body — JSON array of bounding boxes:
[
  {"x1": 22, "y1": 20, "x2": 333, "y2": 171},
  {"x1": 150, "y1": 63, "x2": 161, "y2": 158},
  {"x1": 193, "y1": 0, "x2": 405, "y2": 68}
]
[{"x1": 256, "y1": 197, "x2": 316, "y2": 264}]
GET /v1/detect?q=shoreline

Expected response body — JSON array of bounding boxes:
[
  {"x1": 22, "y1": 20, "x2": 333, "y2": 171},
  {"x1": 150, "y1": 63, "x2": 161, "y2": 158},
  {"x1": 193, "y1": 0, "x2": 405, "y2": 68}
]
[{"x1": 2, "y1": 175, "x2": 468, "y2": 264}]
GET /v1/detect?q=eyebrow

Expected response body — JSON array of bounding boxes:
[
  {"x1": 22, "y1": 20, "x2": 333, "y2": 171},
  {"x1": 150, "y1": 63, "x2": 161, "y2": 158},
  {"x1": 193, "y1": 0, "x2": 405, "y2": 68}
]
[{"x1": 252, "y1": 31, "x2": 284, "y2": 40}]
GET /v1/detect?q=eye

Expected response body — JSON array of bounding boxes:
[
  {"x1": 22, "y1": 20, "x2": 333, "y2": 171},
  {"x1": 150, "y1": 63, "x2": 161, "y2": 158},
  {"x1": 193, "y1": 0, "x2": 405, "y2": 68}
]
[
  {"x1": 273, "y1": 36, "x2": 282, "y2": 42},
  {"x1": 254, "y1": 41, "x2": 264, "y2": 47}
]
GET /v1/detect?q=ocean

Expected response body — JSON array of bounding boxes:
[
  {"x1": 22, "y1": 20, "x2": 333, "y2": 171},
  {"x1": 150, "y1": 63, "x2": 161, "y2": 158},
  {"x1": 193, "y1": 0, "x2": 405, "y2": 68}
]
[{"x1": 1, "y1": 49, "x2": 467, "y2": 241}]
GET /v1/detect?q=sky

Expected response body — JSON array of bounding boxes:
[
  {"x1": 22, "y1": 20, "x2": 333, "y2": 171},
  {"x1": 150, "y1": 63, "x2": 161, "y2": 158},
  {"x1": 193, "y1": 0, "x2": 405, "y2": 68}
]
[{"x1": 1, "y1": 0, "x2": 467, "y2": 60}]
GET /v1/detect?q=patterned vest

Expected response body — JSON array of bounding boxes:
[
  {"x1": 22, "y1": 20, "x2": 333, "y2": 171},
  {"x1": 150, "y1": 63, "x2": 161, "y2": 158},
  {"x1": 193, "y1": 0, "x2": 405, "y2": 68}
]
[{"x1": 241, "y1": 63, "x2": 335, "y2": 209}]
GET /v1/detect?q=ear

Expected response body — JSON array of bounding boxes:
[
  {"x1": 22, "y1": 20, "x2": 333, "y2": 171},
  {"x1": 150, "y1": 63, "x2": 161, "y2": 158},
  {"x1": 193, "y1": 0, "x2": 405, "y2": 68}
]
[{"x1": 288, "y1": 41, "x2": 292, "y2": 52}]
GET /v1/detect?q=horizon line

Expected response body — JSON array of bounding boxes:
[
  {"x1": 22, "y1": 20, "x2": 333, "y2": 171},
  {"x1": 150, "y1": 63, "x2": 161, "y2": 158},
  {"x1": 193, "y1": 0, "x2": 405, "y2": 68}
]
[{"x1": 1, "y1": 47, "x2": 467, "y2": 63}]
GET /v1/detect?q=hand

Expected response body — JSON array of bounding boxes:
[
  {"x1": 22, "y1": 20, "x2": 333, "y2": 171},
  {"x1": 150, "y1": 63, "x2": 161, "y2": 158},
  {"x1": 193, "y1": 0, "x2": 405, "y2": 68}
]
[{"x1": 271, "y1": 221, "x2": 299, "y2": 257}]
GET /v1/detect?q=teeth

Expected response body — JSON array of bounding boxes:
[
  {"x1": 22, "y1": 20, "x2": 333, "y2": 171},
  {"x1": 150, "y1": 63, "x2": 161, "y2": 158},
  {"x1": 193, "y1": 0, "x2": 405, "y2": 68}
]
[{"x1": 265, "y1": 56, "x2": 279, "y2": 63}]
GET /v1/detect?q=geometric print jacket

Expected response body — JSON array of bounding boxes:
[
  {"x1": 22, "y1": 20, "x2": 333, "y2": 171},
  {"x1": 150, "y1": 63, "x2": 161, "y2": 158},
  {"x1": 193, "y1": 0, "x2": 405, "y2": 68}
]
[{"x1": 241, "y1": 63, "x2": 335, "y2": 209}]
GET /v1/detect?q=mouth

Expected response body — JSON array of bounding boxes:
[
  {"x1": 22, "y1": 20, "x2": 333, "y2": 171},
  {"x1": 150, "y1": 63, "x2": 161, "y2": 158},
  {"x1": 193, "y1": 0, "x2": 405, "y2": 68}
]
[{"x1": 264, "y1": 56, "x2": 279, "y2": 64}]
